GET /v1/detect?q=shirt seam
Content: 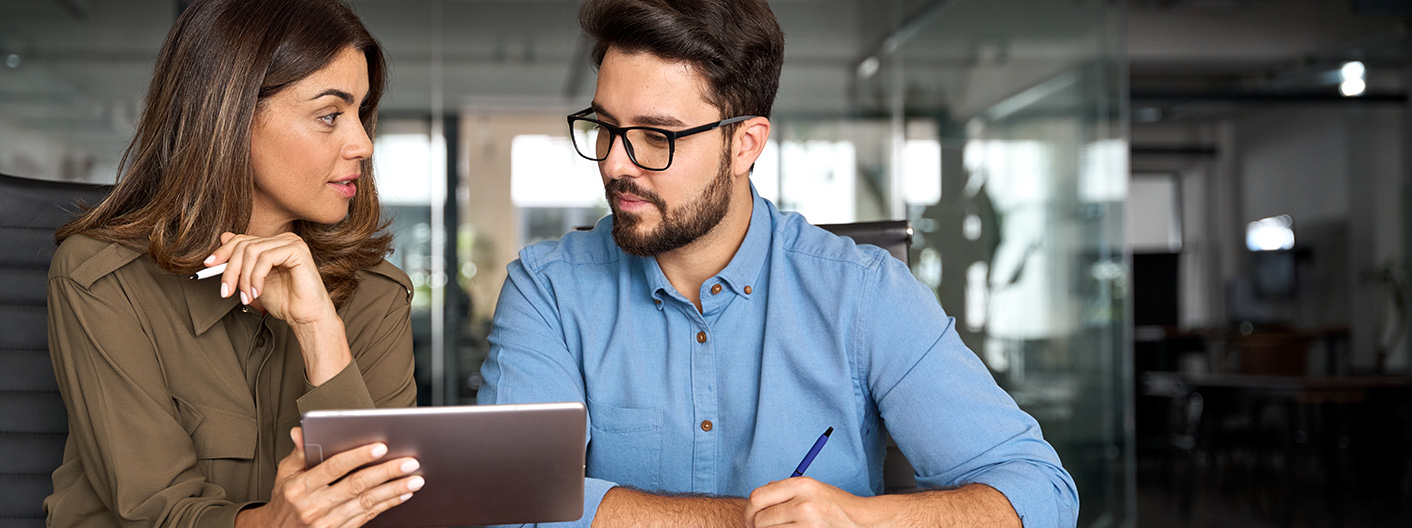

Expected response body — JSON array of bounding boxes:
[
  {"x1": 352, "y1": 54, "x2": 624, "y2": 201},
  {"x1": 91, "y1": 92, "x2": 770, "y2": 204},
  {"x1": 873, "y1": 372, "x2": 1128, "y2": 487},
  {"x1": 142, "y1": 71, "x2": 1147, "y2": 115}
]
[{"x1": 782, "y1": 244, "x2": 886, "y2": 272}]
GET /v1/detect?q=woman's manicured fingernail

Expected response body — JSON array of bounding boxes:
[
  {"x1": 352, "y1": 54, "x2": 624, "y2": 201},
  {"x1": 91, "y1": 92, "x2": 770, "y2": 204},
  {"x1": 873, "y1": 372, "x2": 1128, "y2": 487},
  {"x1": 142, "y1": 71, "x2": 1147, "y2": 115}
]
[
  {"x1": 371, "y1": 443, "x2": 388, "y2": 457},
  {"x1": 408, "y1": 476, "x2": 425, "y2": 491},
  {"x1": 250, "y1": 288, "x2": 258, "y2": 299},
  {"x1": 240, "y1": 291, "x2": 249, "y2": 305},
  {"x1": 400, "y1": 493, "x2": 413, "y2": 502},
  {"x1": 220, "y1": 283, "x2": 229, "y2": 298},
  {"x1": 402, "y1": 459, "x2": 420, "y2": 473},
  {"x1": 204, "y1": 255, "x2": 216, "y2": 265}
]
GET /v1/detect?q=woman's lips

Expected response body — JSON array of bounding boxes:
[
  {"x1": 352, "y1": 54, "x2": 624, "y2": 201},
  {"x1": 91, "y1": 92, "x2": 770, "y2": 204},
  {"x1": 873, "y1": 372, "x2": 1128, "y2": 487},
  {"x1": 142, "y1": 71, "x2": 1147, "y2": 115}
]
[{"x1": 328, "y1": 180, "x2": 357, "y2": 198}]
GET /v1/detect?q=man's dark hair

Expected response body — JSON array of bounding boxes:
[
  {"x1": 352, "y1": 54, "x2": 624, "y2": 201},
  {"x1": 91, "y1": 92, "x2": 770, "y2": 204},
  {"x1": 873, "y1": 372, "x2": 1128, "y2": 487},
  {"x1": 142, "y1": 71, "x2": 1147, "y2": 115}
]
[{"x1": 579, "y1": 0, "x2": 785, "y2": 121}]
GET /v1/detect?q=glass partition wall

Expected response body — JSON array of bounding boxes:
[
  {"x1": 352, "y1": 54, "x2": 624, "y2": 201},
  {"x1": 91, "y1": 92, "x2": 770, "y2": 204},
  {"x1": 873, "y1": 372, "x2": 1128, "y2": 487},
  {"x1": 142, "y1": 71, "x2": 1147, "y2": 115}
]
[
  {"x1": 1, "y1": 1, "x2": 1131, "y2": 525},
  {"x1": 855, "y1": 1, "x2": 1133, "y2": 526}
]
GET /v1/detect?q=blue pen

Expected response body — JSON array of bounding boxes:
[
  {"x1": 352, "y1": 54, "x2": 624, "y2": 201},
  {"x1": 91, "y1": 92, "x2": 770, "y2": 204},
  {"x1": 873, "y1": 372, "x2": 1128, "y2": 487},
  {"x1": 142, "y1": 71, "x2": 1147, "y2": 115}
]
[{"x1": 790, "y1": 427, "x2": 833, "y2": 477}]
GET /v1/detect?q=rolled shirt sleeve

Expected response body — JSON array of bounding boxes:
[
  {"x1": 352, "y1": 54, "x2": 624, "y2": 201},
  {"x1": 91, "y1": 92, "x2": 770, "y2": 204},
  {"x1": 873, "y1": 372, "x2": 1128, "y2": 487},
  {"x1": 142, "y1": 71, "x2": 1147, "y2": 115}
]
[{"x1": 858, "y1": 254, "x2": 1080, "y2": 527}]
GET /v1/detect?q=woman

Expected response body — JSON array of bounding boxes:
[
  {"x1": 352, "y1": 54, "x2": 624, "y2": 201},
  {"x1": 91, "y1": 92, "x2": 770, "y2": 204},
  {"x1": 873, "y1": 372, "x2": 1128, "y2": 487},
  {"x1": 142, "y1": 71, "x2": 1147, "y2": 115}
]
[{"x1": 45, "y1": 0, "x2": 421, "y2": 526}]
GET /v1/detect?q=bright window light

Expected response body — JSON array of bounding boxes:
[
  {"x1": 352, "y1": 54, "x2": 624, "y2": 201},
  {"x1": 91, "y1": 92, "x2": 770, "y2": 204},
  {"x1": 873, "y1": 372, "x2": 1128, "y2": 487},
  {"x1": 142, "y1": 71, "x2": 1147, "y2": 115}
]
[
  {"x1": 1246, "y1": 215, "x2": 1295, "y2": 251},
  {"x1": 510, "y1": 135, "x2": 603, "y2": 208},
  {"x1": 903, "y1": 139, "x2": 942, "y2": 206},
  {"x1": 779, "y1": 140, "x2": 856, "y2": 224},
  {"x1": 373, "y1": 134, "x2": 431, "y2": 206},
  {"x1": 752, "y1": 140, "x2": 781, "y2": 202}
]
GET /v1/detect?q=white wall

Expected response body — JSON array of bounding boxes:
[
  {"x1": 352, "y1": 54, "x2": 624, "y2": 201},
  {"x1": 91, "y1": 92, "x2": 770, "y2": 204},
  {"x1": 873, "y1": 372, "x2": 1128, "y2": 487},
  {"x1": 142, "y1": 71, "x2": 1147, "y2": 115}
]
[{"x1": 1134, "y1": 104, "x2": 1406, "y2": 371}]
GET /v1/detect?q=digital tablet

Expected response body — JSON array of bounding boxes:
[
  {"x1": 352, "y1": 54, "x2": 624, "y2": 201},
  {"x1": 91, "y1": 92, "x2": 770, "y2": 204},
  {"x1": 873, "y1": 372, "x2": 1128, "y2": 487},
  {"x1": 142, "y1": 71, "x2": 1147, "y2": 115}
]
[{"x1": 301, "y1": 402, "x2": 586, "y2": 528}]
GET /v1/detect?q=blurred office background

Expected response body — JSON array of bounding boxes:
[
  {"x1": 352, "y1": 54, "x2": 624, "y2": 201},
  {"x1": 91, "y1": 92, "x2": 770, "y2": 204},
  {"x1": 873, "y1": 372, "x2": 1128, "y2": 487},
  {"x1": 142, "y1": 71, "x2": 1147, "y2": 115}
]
[{"x1": 4, "y1": 0, "x2": 1411, "y2": 526}]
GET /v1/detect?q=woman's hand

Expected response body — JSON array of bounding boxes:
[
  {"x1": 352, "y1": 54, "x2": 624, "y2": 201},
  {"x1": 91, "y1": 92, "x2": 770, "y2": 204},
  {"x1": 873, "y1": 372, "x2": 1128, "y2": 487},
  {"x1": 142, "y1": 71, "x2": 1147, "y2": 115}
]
[
  {"x1": 236, "y1": 427, "x2": 423, "y2": 528},
  {"x1": 205, "y1": 232, "x2": 335, "y2": 326},
  {"x1": 202, "y1": 231, "x2": 352, "y2": 384}
]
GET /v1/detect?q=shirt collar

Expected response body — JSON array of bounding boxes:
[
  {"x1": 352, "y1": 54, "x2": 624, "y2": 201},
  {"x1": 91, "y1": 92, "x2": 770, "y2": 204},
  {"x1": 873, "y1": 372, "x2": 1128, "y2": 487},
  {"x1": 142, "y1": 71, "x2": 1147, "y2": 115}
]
[
  {"x1": 712, "y1": 184, "x2": 771, "y2": 298},
  {"x1": 181, "y1": 269, "x2": 243, "y2": 335},
  {"x1": 642, "y1": 183, "x2": 773, "y2": 307}
]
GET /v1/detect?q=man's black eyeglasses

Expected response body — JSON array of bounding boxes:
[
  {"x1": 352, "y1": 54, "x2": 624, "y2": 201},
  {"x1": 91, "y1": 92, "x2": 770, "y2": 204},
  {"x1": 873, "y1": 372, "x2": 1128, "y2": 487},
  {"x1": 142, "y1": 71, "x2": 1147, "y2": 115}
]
[{"x1": 567, "y1": 107, "x2": 756, "y2": 171}]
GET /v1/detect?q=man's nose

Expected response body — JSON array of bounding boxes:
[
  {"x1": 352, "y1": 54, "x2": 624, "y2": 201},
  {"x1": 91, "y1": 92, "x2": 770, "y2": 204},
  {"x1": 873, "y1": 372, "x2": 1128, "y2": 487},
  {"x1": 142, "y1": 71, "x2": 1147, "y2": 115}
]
[{"x1": 599, "y1": 132, "x2": 644, "y2": 179}]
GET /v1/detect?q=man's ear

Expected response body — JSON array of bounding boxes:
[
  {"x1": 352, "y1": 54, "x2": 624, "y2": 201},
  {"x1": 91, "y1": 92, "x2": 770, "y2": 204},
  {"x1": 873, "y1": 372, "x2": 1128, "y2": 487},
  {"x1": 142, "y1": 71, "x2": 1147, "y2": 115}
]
[{"x1": 731, "y1": 117, "x2": 771, "y2": 177}]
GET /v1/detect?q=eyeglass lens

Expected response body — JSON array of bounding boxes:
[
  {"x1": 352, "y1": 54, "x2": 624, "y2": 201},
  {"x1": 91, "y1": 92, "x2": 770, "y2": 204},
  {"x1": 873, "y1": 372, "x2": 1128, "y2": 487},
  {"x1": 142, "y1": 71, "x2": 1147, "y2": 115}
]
[{"x1": 571, "y1": 119, "x2": 673, "y2": 170}]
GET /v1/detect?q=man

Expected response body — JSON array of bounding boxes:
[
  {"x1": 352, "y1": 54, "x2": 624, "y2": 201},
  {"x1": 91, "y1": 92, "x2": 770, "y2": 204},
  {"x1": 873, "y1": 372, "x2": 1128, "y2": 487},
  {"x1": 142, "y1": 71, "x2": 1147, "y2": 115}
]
[{"x1": 478, "y1": 0, "x2": 1079, "y2": 526}]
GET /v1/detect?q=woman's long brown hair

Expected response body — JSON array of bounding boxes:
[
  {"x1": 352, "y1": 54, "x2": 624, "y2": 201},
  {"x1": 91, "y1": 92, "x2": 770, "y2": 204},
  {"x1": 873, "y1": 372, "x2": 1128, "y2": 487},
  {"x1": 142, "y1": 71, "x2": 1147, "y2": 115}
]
[{"x1": 56, "y1": 0, "x2": 392, "y2": 306}]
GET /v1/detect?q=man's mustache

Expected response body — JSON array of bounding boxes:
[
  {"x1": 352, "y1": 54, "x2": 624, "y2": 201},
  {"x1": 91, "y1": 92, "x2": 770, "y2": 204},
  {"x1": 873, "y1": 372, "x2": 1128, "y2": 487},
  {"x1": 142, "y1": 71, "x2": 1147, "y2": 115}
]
[{"x1": 605, "y1": 178, "x2": 667, "y2": 212}]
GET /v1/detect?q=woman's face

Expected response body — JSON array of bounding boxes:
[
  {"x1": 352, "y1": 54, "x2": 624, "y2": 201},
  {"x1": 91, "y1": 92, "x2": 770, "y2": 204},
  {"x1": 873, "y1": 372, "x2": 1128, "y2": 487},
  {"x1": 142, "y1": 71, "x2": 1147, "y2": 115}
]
[{"x1": 248, "y1": 46, "x2": 372, "y2": 236}]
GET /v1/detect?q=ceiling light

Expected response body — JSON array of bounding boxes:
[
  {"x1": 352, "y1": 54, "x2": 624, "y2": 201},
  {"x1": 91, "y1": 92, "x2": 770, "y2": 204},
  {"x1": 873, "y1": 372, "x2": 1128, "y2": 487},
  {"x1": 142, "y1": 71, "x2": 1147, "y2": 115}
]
[
  {"x1": 1340, "y1": 61, "x2": 1366, "y2": 82},
  {"x1": 1340, "y1": 78, "x2": 1366, "y2": 97}
]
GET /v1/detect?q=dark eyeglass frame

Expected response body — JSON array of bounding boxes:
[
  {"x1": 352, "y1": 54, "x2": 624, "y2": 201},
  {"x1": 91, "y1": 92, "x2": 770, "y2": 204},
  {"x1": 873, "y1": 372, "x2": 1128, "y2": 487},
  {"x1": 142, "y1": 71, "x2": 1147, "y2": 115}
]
[{"x1": 567, "y1": 107, "x2": 757, "y2": 171}]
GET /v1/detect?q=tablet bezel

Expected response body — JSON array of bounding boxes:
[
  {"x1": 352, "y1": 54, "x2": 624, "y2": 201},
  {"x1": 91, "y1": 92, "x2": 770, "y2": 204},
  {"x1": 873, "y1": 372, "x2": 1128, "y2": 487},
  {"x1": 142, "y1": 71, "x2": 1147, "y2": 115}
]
[{"x1": 301, "y1": 402, "x2": 586, "y2": 527}]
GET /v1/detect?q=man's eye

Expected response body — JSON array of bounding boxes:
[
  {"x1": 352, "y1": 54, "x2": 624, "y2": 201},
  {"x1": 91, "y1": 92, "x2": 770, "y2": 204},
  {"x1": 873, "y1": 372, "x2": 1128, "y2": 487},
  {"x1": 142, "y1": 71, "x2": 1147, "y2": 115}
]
[{"x1": 643, "y1": 131, "x2": 669, "y2": 145}]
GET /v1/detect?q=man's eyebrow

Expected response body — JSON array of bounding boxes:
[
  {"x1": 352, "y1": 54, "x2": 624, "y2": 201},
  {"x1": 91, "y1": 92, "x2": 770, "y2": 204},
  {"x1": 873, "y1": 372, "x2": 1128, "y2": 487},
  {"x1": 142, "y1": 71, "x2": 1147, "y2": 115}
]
[
  {"x1": 589, "y1": 102, "x2": 688, "y2": 128},
  {"x1": 309, "y1": 89, "x2": 356, "y2": 105}
]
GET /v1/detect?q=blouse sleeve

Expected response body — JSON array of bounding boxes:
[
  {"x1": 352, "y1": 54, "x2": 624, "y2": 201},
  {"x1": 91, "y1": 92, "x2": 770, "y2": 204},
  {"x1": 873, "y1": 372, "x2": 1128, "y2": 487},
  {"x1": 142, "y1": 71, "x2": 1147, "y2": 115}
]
[{"x1": 296, "y1": 266, "x2": 417, "y2": 413}]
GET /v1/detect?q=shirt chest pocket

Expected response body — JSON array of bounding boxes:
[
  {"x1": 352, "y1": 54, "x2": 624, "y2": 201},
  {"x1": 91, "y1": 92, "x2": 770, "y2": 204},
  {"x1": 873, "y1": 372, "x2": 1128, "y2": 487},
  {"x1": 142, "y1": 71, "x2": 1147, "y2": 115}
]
[
  {"x1": 173, "y1": 396, "x2": 258, "y2": 460},
  {"x1": 586, "y1": 398, "x2": 663, "y2": 491}
]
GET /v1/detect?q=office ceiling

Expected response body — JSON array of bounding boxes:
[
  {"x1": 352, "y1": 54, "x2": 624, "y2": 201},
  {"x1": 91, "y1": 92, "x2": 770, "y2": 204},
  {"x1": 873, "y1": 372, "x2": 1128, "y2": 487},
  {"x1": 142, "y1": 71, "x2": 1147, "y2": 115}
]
[{"x1": 0, "y1": 0, "x2": 1407, "y2": 149}]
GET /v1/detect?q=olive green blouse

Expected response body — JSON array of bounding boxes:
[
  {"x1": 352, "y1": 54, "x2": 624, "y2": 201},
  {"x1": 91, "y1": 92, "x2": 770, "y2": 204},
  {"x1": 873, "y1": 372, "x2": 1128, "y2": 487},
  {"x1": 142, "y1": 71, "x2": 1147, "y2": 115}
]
[{"x1": 44, "y1": 234, "x2": 417, "y2": 528}]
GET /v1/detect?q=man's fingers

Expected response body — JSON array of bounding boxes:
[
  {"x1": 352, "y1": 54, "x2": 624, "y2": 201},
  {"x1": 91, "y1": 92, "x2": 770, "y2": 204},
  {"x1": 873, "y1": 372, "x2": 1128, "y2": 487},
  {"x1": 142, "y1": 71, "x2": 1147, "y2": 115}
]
[
  {"x1": 744, "y1": 479, "x2": 792, "y2": 528},
  {"x1": 749, "y1": 500, "x2": 800, "y2": 528}
]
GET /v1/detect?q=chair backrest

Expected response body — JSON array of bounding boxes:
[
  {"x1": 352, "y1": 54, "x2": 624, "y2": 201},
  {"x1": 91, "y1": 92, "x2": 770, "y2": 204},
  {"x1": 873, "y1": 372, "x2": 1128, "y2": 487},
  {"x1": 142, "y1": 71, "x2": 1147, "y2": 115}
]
[
  {"x1": 816, "y1": 219, "x2": 919, "y2": 493},
  {"x1": 816, "y1": 220, "x2": 913, "y2": 266},
  {"x1": 0, "y1": 173, "x2": 111, "y2": 526}
]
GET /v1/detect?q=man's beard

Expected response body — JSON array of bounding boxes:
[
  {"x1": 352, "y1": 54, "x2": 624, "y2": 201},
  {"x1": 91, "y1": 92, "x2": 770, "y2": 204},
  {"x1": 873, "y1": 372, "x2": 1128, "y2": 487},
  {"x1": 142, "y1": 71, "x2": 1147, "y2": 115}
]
[{"x1": 607, "y1": 147, "x2": 734, "y2": 257}]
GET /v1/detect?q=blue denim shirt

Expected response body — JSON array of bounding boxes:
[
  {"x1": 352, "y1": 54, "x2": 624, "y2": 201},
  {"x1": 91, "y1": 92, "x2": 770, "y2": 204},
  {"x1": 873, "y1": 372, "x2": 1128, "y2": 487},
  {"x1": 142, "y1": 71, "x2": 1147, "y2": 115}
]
[{"x1": 478, "y1": 188, "x2": 1079, "y2": 527}]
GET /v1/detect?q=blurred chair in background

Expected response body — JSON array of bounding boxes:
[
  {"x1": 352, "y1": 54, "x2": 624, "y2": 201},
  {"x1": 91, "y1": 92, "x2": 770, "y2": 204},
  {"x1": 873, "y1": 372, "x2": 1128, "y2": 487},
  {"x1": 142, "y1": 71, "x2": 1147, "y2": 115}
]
[{"x1": 0, "y1": 173, "x2": 111, "y2": 526}]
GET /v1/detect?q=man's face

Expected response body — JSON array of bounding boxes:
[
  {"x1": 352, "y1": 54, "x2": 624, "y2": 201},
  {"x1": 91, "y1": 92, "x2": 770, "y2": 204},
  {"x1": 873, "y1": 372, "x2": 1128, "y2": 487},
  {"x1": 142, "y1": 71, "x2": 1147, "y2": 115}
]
[{"x1": 592, "y1": 47, "x2": 736, "y2": 257}]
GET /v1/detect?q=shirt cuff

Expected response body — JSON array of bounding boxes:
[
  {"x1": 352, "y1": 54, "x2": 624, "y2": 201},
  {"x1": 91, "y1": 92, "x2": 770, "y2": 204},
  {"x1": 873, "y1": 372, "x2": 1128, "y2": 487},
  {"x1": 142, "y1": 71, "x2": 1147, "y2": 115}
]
[
  {"x1": 195, "y1": 501, "x2": 262, "y2": 528},
  {"x1": 297, "y1": 360, "x2": 376, "y2": 413},
  {"x1": 962, "y1": 461, "x2": 1078, "y2": 528}
]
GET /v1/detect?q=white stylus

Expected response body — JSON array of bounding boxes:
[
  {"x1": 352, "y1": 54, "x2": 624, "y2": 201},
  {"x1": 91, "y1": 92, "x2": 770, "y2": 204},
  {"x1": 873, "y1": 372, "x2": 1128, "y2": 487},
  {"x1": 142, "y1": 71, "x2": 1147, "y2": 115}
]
[{"x1": 189, "y1": 263, "x2": 228, "y2": 280}]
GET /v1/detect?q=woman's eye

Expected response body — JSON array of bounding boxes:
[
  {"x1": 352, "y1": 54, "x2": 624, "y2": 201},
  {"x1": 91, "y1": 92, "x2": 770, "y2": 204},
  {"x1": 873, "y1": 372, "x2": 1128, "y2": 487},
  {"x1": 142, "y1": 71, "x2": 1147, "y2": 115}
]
[{"x1": 320, "y1": 112, "x2": 343, "y2": 126}]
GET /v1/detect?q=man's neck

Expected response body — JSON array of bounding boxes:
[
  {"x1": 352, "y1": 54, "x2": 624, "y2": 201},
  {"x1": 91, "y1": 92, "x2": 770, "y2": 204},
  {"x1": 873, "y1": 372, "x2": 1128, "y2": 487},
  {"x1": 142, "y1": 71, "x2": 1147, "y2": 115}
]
[{"x1": 655, "y1": 184, "x2": 754, "y2": 313}]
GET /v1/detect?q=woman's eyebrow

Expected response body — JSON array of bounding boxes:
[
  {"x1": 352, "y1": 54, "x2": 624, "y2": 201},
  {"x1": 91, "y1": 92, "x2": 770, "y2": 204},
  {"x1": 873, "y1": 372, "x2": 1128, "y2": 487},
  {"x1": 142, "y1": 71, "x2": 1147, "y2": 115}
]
[{"x1": 308, "y1": 88, "x2": 355, "y2": 105}]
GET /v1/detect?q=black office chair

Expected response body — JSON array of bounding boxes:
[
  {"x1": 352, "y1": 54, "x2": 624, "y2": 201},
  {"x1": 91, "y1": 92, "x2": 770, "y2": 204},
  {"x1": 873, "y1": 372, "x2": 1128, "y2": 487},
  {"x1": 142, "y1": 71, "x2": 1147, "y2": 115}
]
[
  {"x1": 816, "y1": 220, "x2": 913, "y2": 266},
  {"x1": 817, "y1": 220, "x2": 920, "y2": 493},
  {"x1": 0, "y1": 173, "x2": 111, "y2": 526}
]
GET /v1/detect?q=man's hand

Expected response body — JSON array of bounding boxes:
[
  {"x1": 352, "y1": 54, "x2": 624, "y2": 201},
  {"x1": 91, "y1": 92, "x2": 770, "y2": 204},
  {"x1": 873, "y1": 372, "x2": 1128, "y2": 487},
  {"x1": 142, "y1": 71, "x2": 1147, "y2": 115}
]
[
  {"x1": 744, "y1": 477, "x2": 885, "y2": 528},
  {"x1": 744, "y1": 479, "x2": 1021, "y2": 528}
]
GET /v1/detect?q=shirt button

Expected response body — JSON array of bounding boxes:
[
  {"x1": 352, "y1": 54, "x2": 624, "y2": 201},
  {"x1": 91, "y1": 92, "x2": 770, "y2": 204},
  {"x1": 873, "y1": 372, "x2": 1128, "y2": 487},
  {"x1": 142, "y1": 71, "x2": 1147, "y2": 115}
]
[
  {"x1": 710, "y1": 284, "x2": 722, "y2": 295},
  {"x1": 255, "y1": 336, "x2": 266, "y2": 348},
  {"x1": 744, "y1": 286, "x2": 753, "y2": 295},
  {"x1": 654, "y1": 299, "x2": 662, "y2": 305},
  {"x1": 696, "y1": 331, "x2": 707, "y2": 343},
  {"x1": 701, "y1": 420, "x2": 713, "y2": 432}
]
